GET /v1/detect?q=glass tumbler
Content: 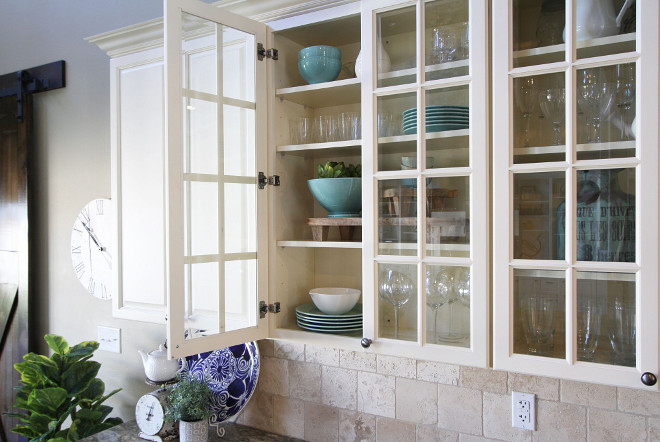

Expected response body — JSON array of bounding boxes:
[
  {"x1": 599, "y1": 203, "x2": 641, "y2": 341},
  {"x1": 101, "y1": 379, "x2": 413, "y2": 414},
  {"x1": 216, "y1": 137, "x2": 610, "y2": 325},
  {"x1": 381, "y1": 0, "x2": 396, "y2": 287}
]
[
  {"x1": 339, "y1": 111, "x2": 361, "y2": 141},
  {"x1": 520, "y1": 295, "x2": 557, "y2": 356},
  {"x1": 289, "y1": 116, "x2": 311, "y2": 145},
  {"x1": 608, "y1": 296, "x2": 636, "y2": 366},
  {"x1": 313, "y1": 115, "x2": 336, "y2": 143}
]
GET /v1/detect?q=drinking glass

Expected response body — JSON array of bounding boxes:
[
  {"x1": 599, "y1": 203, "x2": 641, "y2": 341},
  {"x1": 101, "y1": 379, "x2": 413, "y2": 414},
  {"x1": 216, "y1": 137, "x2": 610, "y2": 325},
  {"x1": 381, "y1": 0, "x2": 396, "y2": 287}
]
[
  {"x1": 608, "y1": 296, "x2": 636, "y2": 366},
  {"x1": 615, "y1": 64, "x2": 635, "y2": 140},
  {"x1": 426, "y1": 270, "x2": 449, "y2": 343},
  {"x1": 538, "y1": 88, "x2": 565, "y2": 145},
  {"x1": 576, "y1": 295, "x2": 602, "y2": 361},
  {"x1": 338, "y1": 111, "x2": 360, "y2": 141},
  {"x1": 577, "y1": 83, "x2": 615, "y2": 143},
  {"x1": 514, "y1": 77, "x2": 538, "y2": 147},
  {"x1": 289, "y1": 116, "x2": 311, "y2": 145},
  {"x1": 431, "y1": 27, "x2": 457, "y2": 63},
  {"x1": 520, "y1": 295, "x2": 556, "y2": 355},
  {"x1": 435, "y1": 268, "x2": 468, "y2": 343},
  {"x1": 379, "y1": 268, "x2": 414, "y2": 339},
  {"x1": 313, "y1": 115, "x2": 336, "y2": 143},
  {"x1": 378, "y1": 110, "x2": 393, "y2": 137}
]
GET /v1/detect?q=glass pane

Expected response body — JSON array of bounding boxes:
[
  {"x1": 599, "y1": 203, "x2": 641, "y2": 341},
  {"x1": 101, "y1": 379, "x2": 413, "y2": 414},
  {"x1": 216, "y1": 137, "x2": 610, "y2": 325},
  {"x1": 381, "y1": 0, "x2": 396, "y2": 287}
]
[
  {"x1": 225, "y1": 183, "x2": 256, "y2": 254},
  {"x1": 425, "y1": 0, "x2": 469, "y2": 81},
  {"x1": 426, "y1": 86, "x2": 469, "y2": 168},
  {"x1": 576, "y1": 64, "x2": 636, "y2": 160},
  {"x1": 426, "y1": 176, "x2": 470, "y2": 258},
  {"x1": 378, "y1": 263, "x2": 417, "y2": 341},
  {"x1": 225, "y1": 260, "x2": 257, "y2": 332},
  {"x1": 576, "y1": 272, "x2": 635, "y2": 366},
  {"x1": 377, "y1": 93, "x2": 415, "y2": 172},
  {"x1": 575, "y1": 168, "x2": 635, "y2": 263},
  {"x1": 513, "y1": 0, "x2": 565, "y2": 68},
  {"x1": 187, "y1": 181, "x2": 219, "y2": 256},
  {"x1": 185, "y1": 262, "x2": 220, "y2": 333},
  {"x1": 575, "y1": 0, "x2": 636, "y2": 60},
  {"x1": 378, "y1": 179, "x2": 417, "y2": 256},
  {"x1": 426, "y1": 265, "x2": 470, "y2": 347},
  {"x1": 514, "y1": 269, "x2": 566, "y2": 359},
  {"x1": 222, "y1": 27, "x2": 256, "y2": 102},
  {"x1": 187, "y1": 98, "x2": 218, "y2": 175},
  {"x1": 513, "y1": 73, "x2": 565, "y2": 163},
  {"x1": 377, "y1": 6, "x2": 416, "y2": 88},
  {"x1": 224, "y1": 105, "x2": 256, "y2": 176},
  {"x1": 514, "y1": 172, "x2": 565, "y2": 260}
]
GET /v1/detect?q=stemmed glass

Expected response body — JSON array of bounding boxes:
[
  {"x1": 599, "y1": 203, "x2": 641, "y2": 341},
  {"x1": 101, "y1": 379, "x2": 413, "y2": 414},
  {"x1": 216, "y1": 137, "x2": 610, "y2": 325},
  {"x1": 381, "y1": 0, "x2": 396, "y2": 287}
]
[
  {"x1": 379, "y1": 268, "x2": 414, "y2": 339},
  {"x1": 538, "y1": 88, "x2": 565, "y2": 146},
  {"x1": 426, "y1": 269, "x2": 450, "y2": 343},
  {"x1": 577, "y1": 83, "x2": 616, "y2": 143},
  {"x1": 615, "y1": 64, "x2": 635, "y2": 140},
  {"x1": 434, "y1": 268, "x2": 469, "y2": 343},
  {"x1": 514, "y1": 77, "x2": 538, "y2": 147}
]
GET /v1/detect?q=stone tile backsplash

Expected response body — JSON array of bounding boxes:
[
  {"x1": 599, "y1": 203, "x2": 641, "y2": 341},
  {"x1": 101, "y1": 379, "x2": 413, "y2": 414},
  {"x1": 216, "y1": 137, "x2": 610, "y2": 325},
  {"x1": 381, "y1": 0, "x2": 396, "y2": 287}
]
[{"x1": 236, "y1": 340, "x2": 660, "y2": 441}]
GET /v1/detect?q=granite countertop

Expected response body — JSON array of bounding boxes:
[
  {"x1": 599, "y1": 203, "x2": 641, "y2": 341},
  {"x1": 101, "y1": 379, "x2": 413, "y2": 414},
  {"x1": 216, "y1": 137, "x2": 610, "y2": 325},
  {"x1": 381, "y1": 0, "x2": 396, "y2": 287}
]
[{"x1": 82, "y1": 420, "x2": 303, "y2": 442}]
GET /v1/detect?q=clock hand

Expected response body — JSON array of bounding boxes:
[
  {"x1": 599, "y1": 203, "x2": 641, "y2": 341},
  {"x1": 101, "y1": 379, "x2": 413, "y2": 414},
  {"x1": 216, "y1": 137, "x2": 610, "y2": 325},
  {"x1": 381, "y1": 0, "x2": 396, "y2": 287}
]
[{"x1": 81, "y1": 220, "x2": 106, "y2": 252}]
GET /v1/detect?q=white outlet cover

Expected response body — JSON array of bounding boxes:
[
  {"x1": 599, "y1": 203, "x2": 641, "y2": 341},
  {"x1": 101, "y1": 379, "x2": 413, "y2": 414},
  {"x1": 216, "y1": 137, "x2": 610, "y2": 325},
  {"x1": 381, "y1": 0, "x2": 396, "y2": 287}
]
[
  {"x1": 512, "y1": 391, "x2": 535, "y2": 431},
  {"x1": 98, "y1": 326, "x2": 121, "y2": 353}
]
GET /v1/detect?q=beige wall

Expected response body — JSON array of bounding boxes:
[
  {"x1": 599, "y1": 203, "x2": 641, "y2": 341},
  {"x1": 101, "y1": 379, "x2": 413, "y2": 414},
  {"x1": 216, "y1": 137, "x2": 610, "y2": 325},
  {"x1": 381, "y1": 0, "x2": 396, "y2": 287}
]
[{"x1": 240, "y1": 340, "x2": 660, "y2": 441}]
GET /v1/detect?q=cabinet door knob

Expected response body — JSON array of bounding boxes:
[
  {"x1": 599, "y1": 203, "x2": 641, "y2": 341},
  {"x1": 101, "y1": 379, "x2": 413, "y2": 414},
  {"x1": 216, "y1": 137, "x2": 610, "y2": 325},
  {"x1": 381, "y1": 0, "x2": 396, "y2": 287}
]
[
  {"x1": 360, "y1": 338, "x2": 372, "y2": 349},
  {"x1": 641, "y1": 372, "x2": 657, "y2": 386}
]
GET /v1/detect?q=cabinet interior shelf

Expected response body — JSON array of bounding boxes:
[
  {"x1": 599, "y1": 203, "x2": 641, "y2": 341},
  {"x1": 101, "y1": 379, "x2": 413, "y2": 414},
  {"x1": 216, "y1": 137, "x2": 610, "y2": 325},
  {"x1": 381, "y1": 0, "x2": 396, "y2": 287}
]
[
  {"x1": 379, "y1": 128, "x2": 469, "y2": 144},
  {"x1": 513, "y1": 140, "x2": 635, "y2": 156},
  {"x1": 513, "y1": 33, "x2": 636, "y2": 62},
  {"x1": 275, "y1": 77, "x2": 361, "y2": 107},
  {"x1": 277, "y1": 240, "x2": 362, "y2": 249},
  {"x1": 277, "y1": 139, "x2": 361, "y2": 156},
  {"x1": 378, "y1": 58, "x2": 469, "y2": 81}
]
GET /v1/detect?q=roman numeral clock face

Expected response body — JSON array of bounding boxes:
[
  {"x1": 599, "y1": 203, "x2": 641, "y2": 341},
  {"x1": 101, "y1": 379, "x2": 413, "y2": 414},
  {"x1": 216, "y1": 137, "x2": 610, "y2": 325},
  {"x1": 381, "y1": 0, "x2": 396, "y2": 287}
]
[{"x1": 70, "y1": 199, "x2": 113, "y2": 299}]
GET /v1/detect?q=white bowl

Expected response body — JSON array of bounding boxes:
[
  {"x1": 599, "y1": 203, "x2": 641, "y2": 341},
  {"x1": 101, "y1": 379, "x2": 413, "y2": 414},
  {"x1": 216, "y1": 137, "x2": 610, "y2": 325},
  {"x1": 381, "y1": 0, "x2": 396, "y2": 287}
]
[{"x1": 309, "y1": 288, "x2": 361, "y2": 315}]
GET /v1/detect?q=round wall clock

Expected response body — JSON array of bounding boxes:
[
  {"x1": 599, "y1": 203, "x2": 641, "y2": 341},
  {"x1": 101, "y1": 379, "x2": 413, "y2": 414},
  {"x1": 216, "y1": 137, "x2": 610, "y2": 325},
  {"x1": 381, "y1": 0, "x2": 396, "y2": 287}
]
[{"x1": 70, "y1": 198, "x2": 113, "y2": 299}]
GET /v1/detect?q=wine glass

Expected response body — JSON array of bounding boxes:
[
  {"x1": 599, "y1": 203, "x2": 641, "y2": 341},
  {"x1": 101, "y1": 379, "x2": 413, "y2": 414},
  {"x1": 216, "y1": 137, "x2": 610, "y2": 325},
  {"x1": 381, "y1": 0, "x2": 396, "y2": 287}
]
[
  {"x1": 577, "y1": 294, "x2": 602, "y2": 362},
  {"x1": 514, "y1": 77, "x2": 538, "y2": 147},
  {"x1": 538, "y1": 88, "x2": 565, "y2": 146},
  {"x1": 454, "y1": 267, "x2": 471, "y2": 308},
  {"x1": 379, "y1": 268, "x2": 414, "y2": 339},
  {"x1": 578, "y1": 68, "x2": 605, "y2": 142},
  {"x1": 426, "y1": 269, "x2": 450, "y2": 343},
  {"x1": 520, "y1": 294, "x2": 557, "y2": 355},
  {"x1": 615, "y1": 64, "x2": 635, "y2": 140},
  {"x1": 577, "y1": 82, "x2": 615, "y2": 143}
]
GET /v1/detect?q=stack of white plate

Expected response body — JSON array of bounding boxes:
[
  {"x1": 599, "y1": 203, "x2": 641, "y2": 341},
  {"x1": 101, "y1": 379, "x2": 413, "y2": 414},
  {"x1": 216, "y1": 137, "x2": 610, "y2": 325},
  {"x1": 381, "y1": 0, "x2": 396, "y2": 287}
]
[
  {"x1": 296, "y1": 303, "x2": 362, "y2": 333},
  {"x1": 402, "y1": 105, "x2": 469, "y2": 135}
]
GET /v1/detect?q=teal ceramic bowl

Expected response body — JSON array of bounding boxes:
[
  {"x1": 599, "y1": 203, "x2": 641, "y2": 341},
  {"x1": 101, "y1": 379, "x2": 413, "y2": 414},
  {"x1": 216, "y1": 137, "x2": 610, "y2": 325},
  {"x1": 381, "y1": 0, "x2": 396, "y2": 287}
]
[
  {"x1": 298, "y1": 55, "x2": 342, "y2": 84},
  {"x1": 299, "y1": 45, "x2": 341, "y2": 60},
  {"x1": 308, "y1": 177, "x2": 362, "y2": 217}
]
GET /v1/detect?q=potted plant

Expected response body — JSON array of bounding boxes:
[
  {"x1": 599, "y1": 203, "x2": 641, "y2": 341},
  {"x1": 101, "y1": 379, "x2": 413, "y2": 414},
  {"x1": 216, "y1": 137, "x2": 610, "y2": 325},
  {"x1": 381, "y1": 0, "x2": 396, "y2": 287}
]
[
  {"x1": 308, "y1": 161, "x2": 362, "y2": 217},
  {"x1": 165, "y1": 372, "x2": 213, "y2": 442},
  {"x1": 4, "y1": 334, "x2": 122, "y2": 441}
]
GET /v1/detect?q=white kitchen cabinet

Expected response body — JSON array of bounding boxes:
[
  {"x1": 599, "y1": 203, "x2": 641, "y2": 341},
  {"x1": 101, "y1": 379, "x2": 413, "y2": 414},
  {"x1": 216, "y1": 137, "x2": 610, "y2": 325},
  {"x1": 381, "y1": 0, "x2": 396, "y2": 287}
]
[{"x1": 492, "y1": 0, "x2": 659, "y2": 389}]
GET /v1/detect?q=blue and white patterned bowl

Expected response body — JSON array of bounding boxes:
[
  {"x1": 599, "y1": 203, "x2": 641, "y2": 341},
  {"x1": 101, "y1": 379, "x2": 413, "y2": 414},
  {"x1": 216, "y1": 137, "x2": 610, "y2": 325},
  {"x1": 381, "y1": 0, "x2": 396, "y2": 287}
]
[{"x1": 180, "y1": 341, "x2": 260, "y2": 424}]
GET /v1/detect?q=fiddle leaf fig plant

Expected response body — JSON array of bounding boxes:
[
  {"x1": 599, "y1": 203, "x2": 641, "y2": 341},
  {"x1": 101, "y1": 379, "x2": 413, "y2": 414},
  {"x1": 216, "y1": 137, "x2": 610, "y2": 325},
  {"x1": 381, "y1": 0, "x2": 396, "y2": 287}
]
[
  {"x1": 3, "y1": 334, "x2": 123, "y2": 441},
  {"x1": 317, "y1": 161, "x2": 361, "y2": 178}
]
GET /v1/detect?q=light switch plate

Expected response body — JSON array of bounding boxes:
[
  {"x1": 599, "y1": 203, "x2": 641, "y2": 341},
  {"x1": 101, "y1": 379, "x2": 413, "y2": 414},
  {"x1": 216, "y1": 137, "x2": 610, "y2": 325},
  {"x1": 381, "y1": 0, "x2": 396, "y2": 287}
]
[
  {"x1": 98, "y1": 326, "x2": 121, "y2": 353},
  {"x1": 512, "y1": 391, "x2": 535, "y2": 430}
]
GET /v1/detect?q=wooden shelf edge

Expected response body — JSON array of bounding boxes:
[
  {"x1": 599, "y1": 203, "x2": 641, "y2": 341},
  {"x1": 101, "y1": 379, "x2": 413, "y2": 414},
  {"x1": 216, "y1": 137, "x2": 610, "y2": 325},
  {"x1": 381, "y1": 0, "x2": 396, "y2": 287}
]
[
  {"x1": 277, "y1": 139, "x2": 361, "y2": 153},
  {"x1": 275, "y1": 77, "x2": 360, "y2": 96},
  {"x1": 277, "y1": 240, "x2": 362, "y2": 249}
]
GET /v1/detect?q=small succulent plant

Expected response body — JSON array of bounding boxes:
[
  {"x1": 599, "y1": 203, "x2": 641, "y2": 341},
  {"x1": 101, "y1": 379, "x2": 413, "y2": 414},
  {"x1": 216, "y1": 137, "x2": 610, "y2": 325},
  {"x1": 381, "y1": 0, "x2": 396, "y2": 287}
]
[{"x1": 317, "y1": 161, "x2": 361, "y2": 178}]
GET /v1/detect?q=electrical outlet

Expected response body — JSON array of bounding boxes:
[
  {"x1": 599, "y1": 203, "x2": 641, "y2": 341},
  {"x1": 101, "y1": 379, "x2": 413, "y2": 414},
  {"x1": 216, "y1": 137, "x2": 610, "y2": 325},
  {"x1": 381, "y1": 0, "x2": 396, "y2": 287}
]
[
  {"x1": 512, "y1": 391, "x2": 535, "y2": 430},
  {"x1": 98, "y1": 326, "x2": 121, "y2": 353}
]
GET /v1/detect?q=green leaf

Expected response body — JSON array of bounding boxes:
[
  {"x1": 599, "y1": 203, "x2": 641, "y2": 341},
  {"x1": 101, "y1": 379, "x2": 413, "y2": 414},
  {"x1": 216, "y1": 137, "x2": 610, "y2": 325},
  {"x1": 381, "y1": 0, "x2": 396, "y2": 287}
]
[
  {"x1": 2, "y1": 412, "x2": 31, "y2": 422},
  {"x1": 61, "y1": 361, "x2": 100, "y2": 396},
  {"x1": 26, "y1": 410, "x2": 56, "y2": 433},
  {"x1": 15, "y1": 362, "x2": 48, "y2": 387},
  {"x1": 104, "y1": 417, "x2": 123, "y2": 427},
  {"x1": 44, "y1": 334, "x2": 69, "y2": 355},
  {"x1": 79, "y1": 378, "x2": 105, "y2": 401},
  {"x1": 10, "y1": 425, "x2": 40, "y2": 438},
  {"x1": 68, "y1": 341, "x2": 99, "y2": 358},
  {"x1": 75, "y1": 408, "x2": 102, "y2": 422},
  {"x1": 27, "y1": 387, "x2": 68, "y2": 416},
  {"x1": 317, "y1": 164, "x2": 323, "y2": 178},
  {"x1": 48, "y1": 438, "x2": 69, "y2": 442},
  {"x1": 96, "y1": 405, "x2": 113, "y2": 422},
  {"x1": 333, "y1": 169, "x2": 342, "y2": 178},
  {"x1": 23, "y1": 353, "x2": 58, "y2": 369}
]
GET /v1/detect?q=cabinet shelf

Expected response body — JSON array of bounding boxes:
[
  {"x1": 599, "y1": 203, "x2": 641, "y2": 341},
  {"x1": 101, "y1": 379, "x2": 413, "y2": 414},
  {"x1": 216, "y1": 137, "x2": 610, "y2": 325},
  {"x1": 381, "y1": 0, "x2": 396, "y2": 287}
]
[
  {"x1": 277, "y1": 139, "x2": 361, "y2": 156},
  {"x1": 513, "y1": 33, "x2": 636, "y2": 65},
  {"x1": 277, "y1": 240, "x2": 362, "y2": 249},
  {"x1": 378, "y1": 59, "x2": 469, "y2": 82},
  {"x1": 513, "y1": 140, "x2": 635, "y2": 157},
  {"x1": 275, "y1": 77, "x2": 361, "y2": 107},
  {"x1": 378, "y1": 128, "x2": 469, "y2": 144}
]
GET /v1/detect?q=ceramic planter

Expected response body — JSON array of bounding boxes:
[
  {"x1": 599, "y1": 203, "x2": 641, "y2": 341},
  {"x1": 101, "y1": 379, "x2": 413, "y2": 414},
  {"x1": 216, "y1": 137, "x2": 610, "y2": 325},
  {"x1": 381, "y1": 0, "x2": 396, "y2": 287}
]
[{"x1": 179, "y1": 419, "x2": 208, "y2": 442}]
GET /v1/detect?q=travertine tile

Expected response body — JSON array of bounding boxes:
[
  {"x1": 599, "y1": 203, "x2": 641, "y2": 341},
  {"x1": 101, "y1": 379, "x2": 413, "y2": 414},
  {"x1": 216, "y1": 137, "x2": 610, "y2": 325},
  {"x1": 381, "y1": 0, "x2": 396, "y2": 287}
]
[
  {"x1": 618, "y1": 387, "x2": 660, "y2": 416},
  {"x1": 483, "y1": 392, "x2": 532, "y2": 442},
  {"x1": 376, "y1": 417, "x2": 416, "y2": 442},
  {"x1": 274, "y1": 340, "x2": 305, "y2": 361},
  {"x1": 560, "y1": 380, "x2": 616, "y2": 410},
  {"x1": 415, "y1": 425, "x2": 459, "y2": 442},
  {"x1": 289, "y1": 361, "x2": 321, "y2": 402},
  {"x1": 259, "y1": 356, "x2": 289, "y2": 396},
  {"x1": 306, "y1": 344, "x2": 339, "y2": 366},
  {"x1": 240, "y1": 389, "x2": 273, "y2": 433},
  {"x1": 648, "y1": 417, "x2": 660, "y2": 441},
  {"x1": 460, "y1": 366, "x2": 508, "y2": 394},
  {"x1": 588, "y1": 408, "x2": 647, "y2": 441},
  {"x1": 272, "y1": 396, "x2": 304, "y2": 439},
  {"x1": 417, "y1": 360, "x2": 460, "y2": 385},
  {"x1": 396, "y1": 377, "x2": 437, "y2": 424},
  {"x1": 533, "y1": 400, "x2": 586, "y2": 441},
  {"x1": 340, "y1": 349, "x2": 377, "y2": 372},
  {"x1": 458, "y1": 436, "x2": 491, "y2": 442},
  {"x1": 322, "y1": 365, "x2": 358, "y2": 410},
  {"x1": 304, "y1": 402, "x2": 339, "y2": 442},
  {"x1": 257, "y1": 339, "x2": 274, "y2": 357},
  {"x1": 437, "y1": 384, "x2": 482, "y2": 435},
  {"x1": 339, "y1": 410, "x2": 376, "y2": 442},
  {"x1": 357, "y1": 372, "x2": 396, "y2": 418},
  {"x1": 508, "y1": 373, "x2": 559, "y2": 401},
  {"x1": 377, "y1": 354, "x2": 416, "y2": 379}
]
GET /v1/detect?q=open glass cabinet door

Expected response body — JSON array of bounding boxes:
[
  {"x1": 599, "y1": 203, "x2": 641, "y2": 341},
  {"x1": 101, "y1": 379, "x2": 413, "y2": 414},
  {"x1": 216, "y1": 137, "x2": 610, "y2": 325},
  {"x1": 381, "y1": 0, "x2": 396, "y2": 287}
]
[{"x1": 164, "y1": 0, "x2": 269, "y2": 358}]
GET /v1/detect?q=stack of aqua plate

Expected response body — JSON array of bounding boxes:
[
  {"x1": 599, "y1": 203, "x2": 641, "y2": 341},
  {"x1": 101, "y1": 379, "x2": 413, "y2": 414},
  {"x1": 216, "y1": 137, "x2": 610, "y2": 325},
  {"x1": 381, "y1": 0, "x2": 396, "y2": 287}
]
[
  {"x1": 402, "y1": 105, "x2": 469, "y2": 135},
  {"x1": 296, "y1": 303, "x2": 362, "y2": 333}
]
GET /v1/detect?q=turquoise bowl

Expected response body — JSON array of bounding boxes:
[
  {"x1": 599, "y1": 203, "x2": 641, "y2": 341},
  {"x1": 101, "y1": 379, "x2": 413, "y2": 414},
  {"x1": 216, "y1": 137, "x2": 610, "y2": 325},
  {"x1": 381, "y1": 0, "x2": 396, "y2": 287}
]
[
  {"x1": 299, "y1": 45, "x2": 341, "y2": 60},
  {"x1": 308, "y1": 178, "x2": 362, "y2": 217},
  {"x1": 298, "y1": 55, "x2": 342, "y2": 84}
]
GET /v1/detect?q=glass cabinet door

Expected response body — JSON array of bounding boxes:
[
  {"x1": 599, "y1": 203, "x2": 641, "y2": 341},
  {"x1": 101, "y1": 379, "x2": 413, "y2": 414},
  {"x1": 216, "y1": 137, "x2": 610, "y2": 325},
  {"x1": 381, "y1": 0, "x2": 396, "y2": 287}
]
[
  {"x1": 165, "y1": 0, "x2": 268, "y2": 358},
  {"x1": 362, "y1": 0, "x2": 488, "y2": 367},
  {"x1": 493, "y1": 1, "x2": 659, "y2": 388}
]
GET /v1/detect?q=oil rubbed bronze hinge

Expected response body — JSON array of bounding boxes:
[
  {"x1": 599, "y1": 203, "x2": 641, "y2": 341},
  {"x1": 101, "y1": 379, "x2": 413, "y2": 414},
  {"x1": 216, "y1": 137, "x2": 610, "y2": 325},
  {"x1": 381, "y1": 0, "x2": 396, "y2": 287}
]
[
  {"x1": 257, "y1": 43, "x2": 278, "y2": 61},
  {"x1": 259, "y1": 301, "x2": 280, "y2": 319}
]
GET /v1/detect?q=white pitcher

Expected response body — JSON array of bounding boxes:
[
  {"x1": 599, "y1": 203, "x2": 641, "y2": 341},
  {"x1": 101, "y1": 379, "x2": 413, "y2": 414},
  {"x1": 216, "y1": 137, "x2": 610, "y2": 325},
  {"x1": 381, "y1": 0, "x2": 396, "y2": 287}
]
[{"x1": 563, "y1": 0, "x2": 633, "y2": 42}]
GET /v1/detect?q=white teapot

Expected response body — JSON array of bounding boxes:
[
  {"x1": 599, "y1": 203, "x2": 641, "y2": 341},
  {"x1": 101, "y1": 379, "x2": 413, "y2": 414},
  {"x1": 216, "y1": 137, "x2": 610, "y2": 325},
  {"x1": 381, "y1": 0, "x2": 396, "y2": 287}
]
[
  {"x1": 564, "y1": 0, "x2": 633, "y2": 42},
  {"x1": 138, "y1": 344, "x2": 180, "y2": 382}
]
